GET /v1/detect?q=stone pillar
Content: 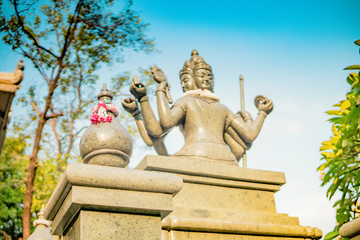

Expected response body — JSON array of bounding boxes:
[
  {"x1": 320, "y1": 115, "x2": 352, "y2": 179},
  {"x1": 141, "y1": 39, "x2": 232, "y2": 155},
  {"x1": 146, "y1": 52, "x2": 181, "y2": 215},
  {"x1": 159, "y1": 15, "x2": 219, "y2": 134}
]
[
  {"x1": 44, "y1": 163, "x2": 183, "y2": 240},
  {"x1": 0, "y1": 59, "x2": 24, "y2": 153},
  {"x1": 136, "y1": 155, "x2": 323, "y2": 240}
]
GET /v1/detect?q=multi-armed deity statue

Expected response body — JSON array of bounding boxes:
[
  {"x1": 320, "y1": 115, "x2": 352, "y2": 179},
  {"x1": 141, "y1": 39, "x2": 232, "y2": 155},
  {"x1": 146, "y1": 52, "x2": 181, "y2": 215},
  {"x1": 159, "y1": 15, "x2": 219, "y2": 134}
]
[
  {"x1": 122, "y1": 50, "x2": 273, "y2": 165},
  {"x1": 42, "y1": 50, "x2": 323, "y2": 240}
]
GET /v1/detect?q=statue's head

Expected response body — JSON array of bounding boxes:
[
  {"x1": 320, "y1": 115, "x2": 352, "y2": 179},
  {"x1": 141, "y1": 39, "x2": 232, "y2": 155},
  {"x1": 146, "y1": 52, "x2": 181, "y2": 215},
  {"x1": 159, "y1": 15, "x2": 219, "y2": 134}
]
[
  {"x1": 179, "y1": 50, "x2": 214, "y2": 92},
  {"x1": 179, "y1": 61, "x2": 196, "y2": 92}
]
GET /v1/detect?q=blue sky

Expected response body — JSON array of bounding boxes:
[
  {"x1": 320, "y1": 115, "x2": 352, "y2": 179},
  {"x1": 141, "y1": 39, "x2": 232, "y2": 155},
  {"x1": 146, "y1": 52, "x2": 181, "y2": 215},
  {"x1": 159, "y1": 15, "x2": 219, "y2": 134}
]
[{"x1": 1, "y1": 0, "x2": 359, "y2": 238}]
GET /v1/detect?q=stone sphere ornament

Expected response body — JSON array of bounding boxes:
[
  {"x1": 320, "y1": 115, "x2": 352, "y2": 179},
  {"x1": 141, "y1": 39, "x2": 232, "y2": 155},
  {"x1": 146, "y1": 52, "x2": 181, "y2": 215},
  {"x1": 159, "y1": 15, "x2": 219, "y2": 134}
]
[{"x1": 79, "y1": 84, "x2": 133, "y2": 168}]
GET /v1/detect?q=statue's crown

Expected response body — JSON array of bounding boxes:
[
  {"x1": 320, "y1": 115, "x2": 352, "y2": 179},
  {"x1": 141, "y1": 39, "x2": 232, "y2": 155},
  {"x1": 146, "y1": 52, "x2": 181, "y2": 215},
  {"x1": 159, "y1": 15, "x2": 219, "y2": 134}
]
[
  {"x1": 180, "y1": 50, "x2": 212, "y2": 77},
  {"x1": 190, "y1": 50, "x2": 212, "y2": 72},
  {"x1": 179, "y1": 60, "x2": 194, "y2": 77}
]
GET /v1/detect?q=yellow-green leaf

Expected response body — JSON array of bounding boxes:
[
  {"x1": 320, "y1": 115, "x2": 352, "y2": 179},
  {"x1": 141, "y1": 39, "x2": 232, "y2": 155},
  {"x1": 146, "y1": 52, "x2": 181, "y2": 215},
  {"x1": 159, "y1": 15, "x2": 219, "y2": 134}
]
[
  {"x1": 340, "y1": 100, "x2": 351, "y2": 110},
  {"x1": 335, "y1": 149, "x2": 343, "y2": 157},
  {"x1": 320, "y1": 145, "x2": 335, "y2": 151},
  {"x1": 334, "y1": 178, "x2": 338, "y2": 184},
  {"x1": 332, "y1": 125, "x2": 340, "y2": 135},
  {"x1": 326, "y1": 110, "x2": 342, "y2": 116},
  {"x1": 318, "y1": 163, "x2": 327, "y2": 171},
  {"x1": 344, "y1": 65, "x2": 360, "y2": 70},
  {"x1": 321, "y1": 151, "x2": 334, "y2": 158}
]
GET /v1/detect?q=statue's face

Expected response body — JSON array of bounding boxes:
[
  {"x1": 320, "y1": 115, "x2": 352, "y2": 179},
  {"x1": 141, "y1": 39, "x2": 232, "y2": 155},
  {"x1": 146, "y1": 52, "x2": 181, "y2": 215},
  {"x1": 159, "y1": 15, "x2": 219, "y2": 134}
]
[
  {"x1": 181, "y1": 73, "x2": 196, "y2": 92},
  {"x1": 194, "y1": 69, "x2": 213, "y2": 90}
]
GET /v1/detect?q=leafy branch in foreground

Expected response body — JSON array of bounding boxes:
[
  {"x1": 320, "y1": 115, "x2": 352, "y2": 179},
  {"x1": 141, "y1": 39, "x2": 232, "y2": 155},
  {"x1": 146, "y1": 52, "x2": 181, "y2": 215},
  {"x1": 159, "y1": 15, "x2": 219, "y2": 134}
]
[{"x1": 319, "y1": 39, "x2": 360, "y2": 240}]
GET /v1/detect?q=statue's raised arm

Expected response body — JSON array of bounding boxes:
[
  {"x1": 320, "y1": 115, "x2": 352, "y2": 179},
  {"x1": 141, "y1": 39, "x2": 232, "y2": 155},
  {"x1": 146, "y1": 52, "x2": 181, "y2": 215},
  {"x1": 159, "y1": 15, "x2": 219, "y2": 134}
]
[
  {"x1": 152, "y1": 65, "x2": 173, "y2": 104},
  {"x1": 129, "y1": 75, "x2": 166, "y2": 138},
  {"x1": 156, "y1": 81, "x2": 187, "y2": 130},
  {"x1": 122, "y1": 75, "x2": 169, "y2": 156},
  {"x1": 225, "y1": 95, "x2": 273, "y2": 160}
]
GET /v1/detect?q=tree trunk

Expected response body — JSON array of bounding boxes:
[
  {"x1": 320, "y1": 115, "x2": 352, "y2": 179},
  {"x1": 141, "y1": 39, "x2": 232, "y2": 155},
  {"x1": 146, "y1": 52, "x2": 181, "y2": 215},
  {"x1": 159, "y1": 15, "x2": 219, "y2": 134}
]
[
  {"x1": 22, "y1": 114, "x2": 47, "y2": 239},
  {"x1": 22, "y1": 78, "x2": 59, "y2": 238}
]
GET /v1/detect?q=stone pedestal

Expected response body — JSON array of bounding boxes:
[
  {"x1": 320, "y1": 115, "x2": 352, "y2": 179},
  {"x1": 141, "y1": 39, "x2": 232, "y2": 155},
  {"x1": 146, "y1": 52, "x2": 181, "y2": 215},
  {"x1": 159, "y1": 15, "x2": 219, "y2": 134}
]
[
  {"x1": 44, "y1": 163, "x2": 183, "y2": 240},
  {"x1": 340, "y1": 218, "x2": 360, "y2": 240},
  {"x1": 136, "y1": 155, "x2": 322, "y2": 240}
]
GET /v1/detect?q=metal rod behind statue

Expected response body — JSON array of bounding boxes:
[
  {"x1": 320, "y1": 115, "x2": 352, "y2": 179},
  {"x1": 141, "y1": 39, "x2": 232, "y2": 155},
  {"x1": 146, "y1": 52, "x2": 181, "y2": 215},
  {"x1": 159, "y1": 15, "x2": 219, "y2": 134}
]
[{"x1": 240, "y1": 74, "x2": 247, "y2": 168}]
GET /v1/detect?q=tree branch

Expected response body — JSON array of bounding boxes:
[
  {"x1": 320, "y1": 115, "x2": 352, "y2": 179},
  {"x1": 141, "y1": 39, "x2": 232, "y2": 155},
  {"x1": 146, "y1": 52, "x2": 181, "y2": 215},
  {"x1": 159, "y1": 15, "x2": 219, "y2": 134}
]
[
  {"x1": 342, "y1": 151, "x2": 360, "y2": 160},
  {"x1": 49, "y1": 117, "x2": 62, "y2": 155},
  {"x1": 31, "y1": 101, "x2": 41, "y2": 116},
  {"x1": 50, "y1": 63, "x2": 59, "y2": 81},
  {"x1": 1, "y1": 230, "x2": 12, "y2": 240},
  {"x1": 60, "y1": 0, "x2": 83, "y2": 61},
  {"x1": 345, "y1": 166, "x2": 360, "y2": 174},
  {"x1": 79, "y1": 17, "x2": 112, "y2": 31},
  {"x1": 42, "y1": 9, "x2": 61, "y2": 50},
  {"x1": 21, "y1": 47, "x2": 50, "y2": 84},
  {"x1": 45, "y1": 112, "x2": 64, "y2": 120},
  {"x1": 65, "y1": 117, "x2": 74, "y2": 157},
  {"x1": 12, "y1": 0, "x2": 59, "y2": 59}
]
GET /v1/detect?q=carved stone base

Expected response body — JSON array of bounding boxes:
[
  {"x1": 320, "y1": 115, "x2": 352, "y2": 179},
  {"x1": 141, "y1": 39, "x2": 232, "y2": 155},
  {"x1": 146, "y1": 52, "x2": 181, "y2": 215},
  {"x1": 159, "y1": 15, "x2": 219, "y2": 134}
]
[
  {"x1": 44, "y1": 163, "x2": 183, "y2": 240},
  {"x1": 136, "y1": 155, "x2": 322, "y2": 240},
  {"x1": 162, "y1": 230, "x2": 315, "y2": 240},
  {"x1": 64, "y1": 211, "x2": 161, "y2": 240}
]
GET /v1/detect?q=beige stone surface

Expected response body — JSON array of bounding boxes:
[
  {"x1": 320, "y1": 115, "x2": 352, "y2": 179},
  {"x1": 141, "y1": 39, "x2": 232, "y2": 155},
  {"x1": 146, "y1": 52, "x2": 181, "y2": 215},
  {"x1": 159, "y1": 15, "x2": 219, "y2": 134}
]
[
  {"x1": 174, "y1": 172, "x2": 282, "y2": 192},
  {"x1": 172, "y1": 183, "x2": 276, "y2": 213},
  {"x1": 136, "y1": 155, "x2": 286, "y2": 186},
  {"x1": 0, "y1": 83, "x2": 20, "y2": 92},
  {"x1": 163, "y1": 230, "x2": 313, "y2": 240},
  {"x1": 63, "y1": 210, "x2": 161, "y2": 240},
  {"x1": 45, "y1": 162, "x2": 183, "y2": 238},
  {"x1": 136, "y1": 155, "x2": 322, "y2": 239},
  {"x1": 162, "y1": 216, "x2": 322, "y2": 238},
  {"x1": 63, "y1": 216, "x2": 80, "y2": 240},
  {"x1": 45, "y1": 154, "x2": 322, "y2": 240},
  {"x1": 51, "y1": 186, "x2": 173, "y2": 235},
  {"x1": 168, "y1": 208, "x2": 299, "y2": 226},
  {"x1": 45, "y1": 163, "x2": 183, "y2": 221},
  {"x1": 339, "y1": 217, "x2": 360, "y2": 239}
]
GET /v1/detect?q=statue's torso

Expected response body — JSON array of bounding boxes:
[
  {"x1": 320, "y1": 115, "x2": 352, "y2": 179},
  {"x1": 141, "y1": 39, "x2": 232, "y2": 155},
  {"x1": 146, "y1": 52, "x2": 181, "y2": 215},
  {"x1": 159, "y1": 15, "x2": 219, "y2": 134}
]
[{"x1": 174, "y1": 95, "x2": 236, "y2": 163}]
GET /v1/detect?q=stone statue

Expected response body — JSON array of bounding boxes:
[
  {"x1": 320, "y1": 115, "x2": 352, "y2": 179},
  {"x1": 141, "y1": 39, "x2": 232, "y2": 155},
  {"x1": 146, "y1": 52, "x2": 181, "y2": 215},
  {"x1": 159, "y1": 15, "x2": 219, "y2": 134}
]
[
  {"x1": 123, "y1": 50, "x2": 273, "y2": 164},
  {"x1": 0, "y1": 58, "x2": 24, "y2": 85}
]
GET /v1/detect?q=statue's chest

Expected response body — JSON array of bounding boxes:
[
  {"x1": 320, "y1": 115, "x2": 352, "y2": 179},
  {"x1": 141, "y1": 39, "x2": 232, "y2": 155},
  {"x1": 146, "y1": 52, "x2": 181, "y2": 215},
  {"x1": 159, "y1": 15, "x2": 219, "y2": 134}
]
[{"x1": 188, "y1": 98, "x2": 227, "y2": 123}]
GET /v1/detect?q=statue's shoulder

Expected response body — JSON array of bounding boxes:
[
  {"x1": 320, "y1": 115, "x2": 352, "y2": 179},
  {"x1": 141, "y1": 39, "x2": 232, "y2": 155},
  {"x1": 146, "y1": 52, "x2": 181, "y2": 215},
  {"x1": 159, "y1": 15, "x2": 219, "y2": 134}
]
[
  {"x1": 217, "y1": 102, "x2": 236, "y2": 118},
  {"x1": 216, "y1": 101, "x2": 232, "y2": 111},
  {"x1": 173, "y1": 95, "x2": 195, "y2": 106},
  {"x1": 171, "y1": 95, "x2": 197, "y2": 113}
]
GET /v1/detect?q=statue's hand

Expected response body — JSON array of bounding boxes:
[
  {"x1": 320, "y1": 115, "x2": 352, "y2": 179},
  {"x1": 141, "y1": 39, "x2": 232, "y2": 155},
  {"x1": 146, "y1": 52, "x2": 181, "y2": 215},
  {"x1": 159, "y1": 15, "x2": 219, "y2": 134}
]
[
  {"x1": 130, "y1": 75, "x2": 147, "y2": 100},
  {"x1": 122, "y1": 97, "x2": 138, "y2": 114},
  {"x1": 238, "y1": 110, "x2": 254, "y2": 122},
  {"x1": 155, "y1": 78, "x2": 173, "y2": 104},
  {"x1": 255, "y1": 95, "x2": 273, "y2": 115},
  {"x1": 151, "y1": 65, "x2": 167, "y2": 83},
  {"x1": 157, "y1": 81, "x2": 170, "y2": 92}
]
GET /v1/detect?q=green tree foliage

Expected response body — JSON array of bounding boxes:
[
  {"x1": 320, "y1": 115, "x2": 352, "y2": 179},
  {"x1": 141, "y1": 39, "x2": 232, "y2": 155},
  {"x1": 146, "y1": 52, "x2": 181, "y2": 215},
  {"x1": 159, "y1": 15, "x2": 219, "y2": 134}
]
[
  {"x1": 0, "y1": 0, "x2": 154, "y2": 238},
  {"x1": 319, "y1": 39, "x2": 360, "y2": 240},
  {"x1": 0, "y1": 136, "x2": 27, "y2": 240}
]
